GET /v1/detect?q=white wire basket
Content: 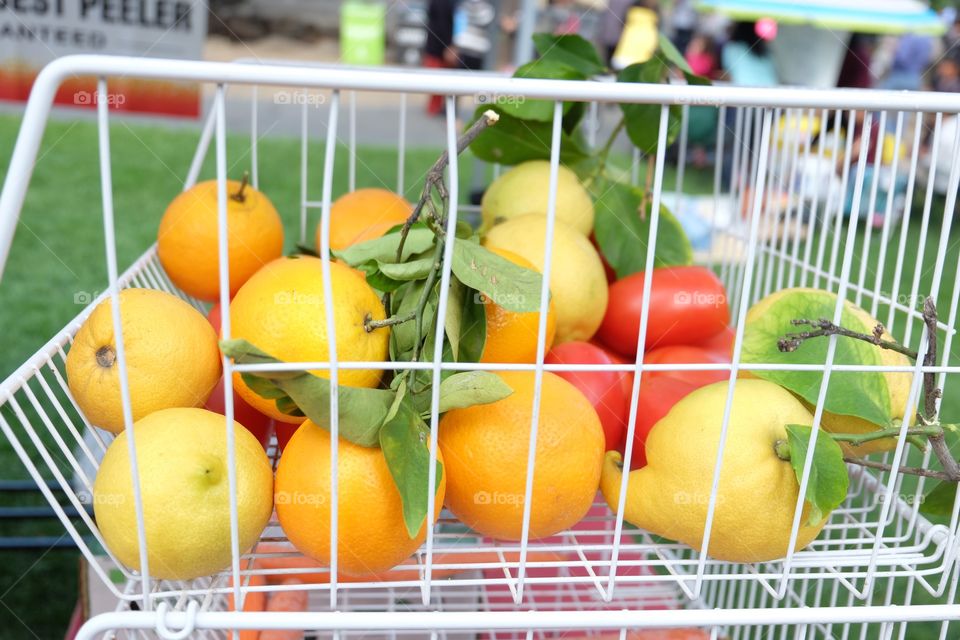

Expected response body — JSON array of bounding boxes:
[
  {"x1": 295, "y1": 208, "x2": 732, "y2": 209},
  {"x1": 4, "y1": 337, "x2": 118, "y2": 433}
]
[{"x1": 1, "y1": 55, "x2": 960, "y2": 639}]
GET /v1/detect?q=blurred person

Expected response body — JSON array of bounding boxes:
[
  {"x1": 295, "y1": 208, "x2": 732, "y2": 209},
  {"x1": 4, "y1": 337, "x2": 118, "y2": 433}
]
[
  {"x1": 600, "y1": 0, "x2": 633, "y2": 65},
  {"x1": 541, "y1": 0, "x2": 582, "y2": 36},
  {"x1": 836, "y1": 33, "x2": 875, "y2": 89},
  {"x1": 610, "y1": 0, "x2": 659, "y2": 69},
  {"x1": 881, "y1": 33, "x2": 932, "y2": 91},
  {"x1": 670, "y1": 0, "x2": 697, "y2": 54},
  {"x1": 720, "y1": 21, "x2": 777, "y2": 87},
  {"x1": 934, "y1": 54, "x2": 960, "y2": 93},
  {"x1": 685, "y1": 33, "x2": 719, "y2": 79},
  {"x1": 423, "y1": 0, "x2": 459, "y2": 116}
]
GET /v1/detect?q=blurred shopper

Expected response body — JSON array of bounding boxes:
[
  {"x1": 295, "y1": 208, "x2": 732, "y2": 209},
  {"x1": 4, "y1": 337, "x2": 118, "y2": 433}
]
[
  {"x1": 881, "y1": 33, "x2": 932, "y2": 91},
  {"x1": 541, "y1": 0, "x2": 582, "y2": 36},
  {"x1": 669, "y1": 0, "x2": 697, "y2": 54},
  {"x1": 720, "y1": 21, "x2": 777, "y2": 87},
  {"x1": 836, "y1": 33, "x2": 875, "y2": 89},
  {"x1": 610, "y1": 0, "x2": 659, "y2": 69},
  {"x1": 600, "y1": 0, "x2": 633, "y2": 65},
  {"x1": 934, "y1": 54, "x2": 960, "y2": 93},
  {"x1": 685, "y1": 33, "x2": 720, "y2": 79},
  {"x1": 424, "y1": 0, "x2": 459, "y2": 115}
]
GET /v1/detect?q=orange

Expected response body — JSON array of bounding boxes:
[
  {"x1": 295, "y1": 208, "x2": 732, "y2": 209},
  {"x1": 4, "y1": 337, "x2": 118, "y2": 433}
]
[
  {"x1": 66, "y1": 289, "x2": 221, "y2": 433},
  {"x1": 317, "y1": 188, "x2": 413, "y2": 251},
  {"x1": 228, "y1": 256, "x2": 389, "y2": 423},
  {"x1": 438, "y1": 370, "x2": 604, "y2": 540},
  {"x1": 158, "y1": 178, "x2": 284, "y2": 301},
  {"x1": 480, "y1": 248, "x2": 557, "y2": 364},
  {"x1": 274, "y1": 420, "x2": 446, "y2": 576}
]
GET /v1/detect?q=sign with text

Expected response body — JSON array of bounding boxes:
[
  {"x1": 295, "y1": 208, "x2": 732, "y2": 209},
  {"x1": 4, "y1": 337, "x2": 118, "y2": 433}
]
[{"x1": 0, "y1": 0, "x2": 208, "y2": 117}]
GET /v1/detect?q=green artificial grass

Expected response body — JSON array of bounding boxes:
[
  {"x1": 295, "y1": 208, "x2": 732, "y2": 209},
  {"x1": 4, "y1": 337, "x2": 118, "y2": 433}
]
[{"x1": 0, "y1": 112, "x2": 956, "y2": 638}]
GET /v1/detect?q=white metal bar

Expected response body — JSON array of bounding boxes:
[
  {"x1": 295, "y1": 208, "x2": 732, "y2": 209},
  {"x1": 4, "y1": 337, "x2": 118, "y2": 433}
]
[
  {"x1": 250, "y1": 85, "x2": 259, "y2": 189},
  {"x1": 96, "y1": 77, "x2": 152, "y2": 608},
  {"x1": 348, "y1": 91, "x2": 357, "y2": 192},
  {"x1": 300, "y1": 101, "x2": 310, "y2": 245},
  {"x1": 319, "y1": 89, "x2": 342, "y2": 609},
  {"x1": 886, "y1": 112, "x2": 924, "y2": 335},
  {"x1": 397, "y1": 93, "x2": 407, "y2": 194},
  {"x1": 869, "y1": 110, "x2": 904, "y2": 319},
  {"x1": 214, "y1": 84, "x2": 245, "y2": 616}
]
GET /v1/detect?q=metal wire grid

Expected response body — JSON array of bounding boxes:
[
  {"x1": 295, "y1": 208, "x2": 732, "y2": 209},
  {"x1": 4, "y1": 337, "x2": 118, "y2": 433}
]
[{"x1": 1, "y1": 56, "x2": 960, "y2": 635}]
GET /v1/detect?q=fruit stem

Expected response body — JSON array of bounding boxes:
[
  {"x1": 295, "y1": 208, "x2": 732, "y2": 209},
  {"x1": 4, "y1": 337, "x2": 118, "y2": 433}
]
[
  {"x1": 842, "y1": 455, "x2": 956, "y2": 481},
  {"x1": 827, "y1": 423, "x2": 942, "y2": 445},
  {"x1": 773, "y1": 439, "x2": 791, "y2": 461},
  {"x1": 777, "y1": 318, "x2": 919, "y2": 360},
  {"x1": 230, "y1": 171, "x2": 250, "y2": 203},
  {"x1": 395, "y1": 110, "x2": 500, "y2": 263},
  {"x1": 583, "y1": 117, "x2": 626, "y2": 189}
]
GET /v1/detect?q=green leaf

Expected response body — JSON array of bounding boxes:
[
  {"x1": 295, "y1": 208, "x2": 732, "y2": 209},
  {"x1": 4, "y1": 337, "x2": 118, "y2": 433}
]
[
  {"x1": 458, "y1": 285, "x2": 487, "y2": 363},
  {"x1": 532, "y1": 33, "x2": 606, "y2": 76},
  {"x1": 220, "y1": 339, "x2": 393, "y2": 447},
  {"x1": 784, "y1": 424, "x2": 849, "y2": 525},
  {"x1": 333, "y1": 227, "x2": 435, "y2": 266},
  {"x1": 444, "y1": 278, "x2": 466, "y2": 361},
  {"x1": 378, "y1": 256, "x2": 434, "y2": 281},
  {"x1": 499, "y1": 58, "x2": 585, "y2": 122},
  {"x1": 591, "y1": 179, "x2": 692, "y2": 278},
  {"x1": 468, "y1": 106, "x2": 590, "y2": 166},
  {"x1": 683, "y1": 71, "x2": 711, "y2": 86},
  {"x1": 380, "y1": 398, "x2": 444, "y2": 538},
  {"x1": 618, "y1": 61, "x2": 682, "y2": 153},
  {"x1": 657, "y1": 32, "x2": 693, "y2": 74},
  {"x1": 450, "y1": 242, "x2": 544, "y2": 313},
  {"x1": 438, "y1": 371, "x2": 513, "y2": 412},
  {"x1": 920, "y1": 481, "x2": 956, "y2": 517},
  {"x1": 563, "y1": 101, "x2": 587, "y2": 134},
  {"x1": 355, "y1": 261, "x2": 405, "y2": 293},
  {"x1": 741, "y1": 290, "x2": 893, "y2": 429}
]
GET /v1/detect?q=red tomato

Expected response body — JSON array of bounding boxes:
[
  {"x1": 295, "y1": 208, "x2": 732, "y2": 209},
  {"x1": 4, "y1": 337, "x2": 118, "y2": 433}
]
[
  {"x1": 274, "y1": 422, "x2": 301, "y2": 452},
  {"x1": 620, "y1": 377, "x2": 698, "y2": 470},
  {"x1": 597, "y1": 266, "x2": 730, "y2": 357},
  {"x1": 545, "y1": 341, "x2": 630, "y2": 451},
  {"x1": 204, "y1": 377, "x2": 274, "y2": 450},
  {"x1": 205, "y1": 302, "x2": 275, "y2": 451},
  {"x1": 644, "y1": 344, "x2": 730, "y2": 388},
  {"x1": 693, "y1": 325, "x2": 736, "y2": 360}
]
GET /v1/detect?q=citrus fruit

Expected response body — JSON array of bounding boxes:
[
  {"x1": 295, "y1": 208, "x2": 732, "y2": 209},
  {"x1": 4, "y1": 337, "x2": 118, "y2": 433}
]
[
  {"x1": 158, "y1": 178, "x2": 284, "y2": 301},
  {"x1": 66, "y1": 288, "x2": 221, "y2": 434},
  {"x1": 744, "y1": 287, "x2": 914, "y2": 455},
  {"x1": 317, "y1": 188, "x2": 412, "y2": 251},
  {"x1": 601, "y1": 379, "x2": 827, "y2": 563},
  {"x1": 228, "y1": 256, "x2": 390, "y2": 423},
  {"x1": 484, "y1": 214, "x2": 608, "y2": 343},
  {"x1": 481, "y1": 160, "x2": 594, "y2": 235},
  {"x1": 480, "y1": 247, "x2": 557, "y2": 363},
  {"x1": 275, "y1": 420, "x2": 445, "y2": 576},
  {"x1": 439, "y1": 370, "x2": 604, "y2": 540},
  {"x1": 93, "y1": 407, "x2": 274, "y2": 580}
]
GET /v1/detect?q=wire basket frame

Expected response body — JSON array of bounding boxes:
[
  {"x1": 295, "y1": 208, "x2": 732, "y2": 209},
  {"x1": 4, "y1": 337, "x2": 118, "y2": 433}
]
[{"x1": 1, "y1": 56, "x2": 960, "y2": 638}]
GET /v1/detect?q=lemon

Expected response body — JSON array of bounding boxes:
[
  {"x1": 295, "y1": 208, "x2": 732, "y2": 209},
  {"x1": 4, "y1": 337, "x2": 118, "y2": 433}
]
[
  {"x1": 484, "y1": 214, "x2": 608, "y2": 343},
  {"x1": 93, "y1": 407, "x2": 274, "y2": 580},
  {"x1": 481, "y1": 160, "x2": 594, "y2": 236},
  {"x1": 745, "y1": 288, "x2": 914, "y2": 455},
  {"x1": 601, "y1": 379, "x2": 827, "y2": 563}
]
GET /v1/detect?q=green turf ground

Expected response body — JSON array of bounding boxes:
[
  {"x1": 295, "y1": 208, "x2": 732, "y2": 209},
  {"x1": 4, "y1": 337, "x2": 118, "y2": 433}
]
[{"x1": 0, "y1": 113, "x2": 957, "y2": 638}]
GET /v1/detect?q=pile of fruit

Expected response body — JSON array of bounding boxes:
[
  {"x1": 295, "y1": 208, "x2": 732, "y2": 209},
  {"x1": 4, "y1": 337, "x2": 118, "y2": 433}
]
[{"x1": 67, "y1": 144, "x2": 927, "y2": 587}]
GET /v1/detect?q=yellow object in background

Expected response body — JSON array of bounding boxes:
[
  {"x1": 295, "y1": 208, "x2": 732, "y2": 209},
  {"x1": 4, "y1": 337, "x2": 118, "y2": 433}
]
[{"x1": 611, "y1": 7, "x2": 658, "y2": 69}]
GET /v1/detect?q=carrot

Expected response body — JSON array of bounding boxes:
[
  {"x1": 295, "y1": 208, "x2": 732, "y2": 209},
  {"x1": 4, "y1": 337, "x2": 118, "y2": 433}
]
[
  {"x1": 258, "y1": 579, "x2": 308, "y2": 640},
  {"x1": 250, "y1": 544, "x2": 566, "y2": 585},
  {"x1": 226, "y1": 573, "x2": 267, "y2": 640}
]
